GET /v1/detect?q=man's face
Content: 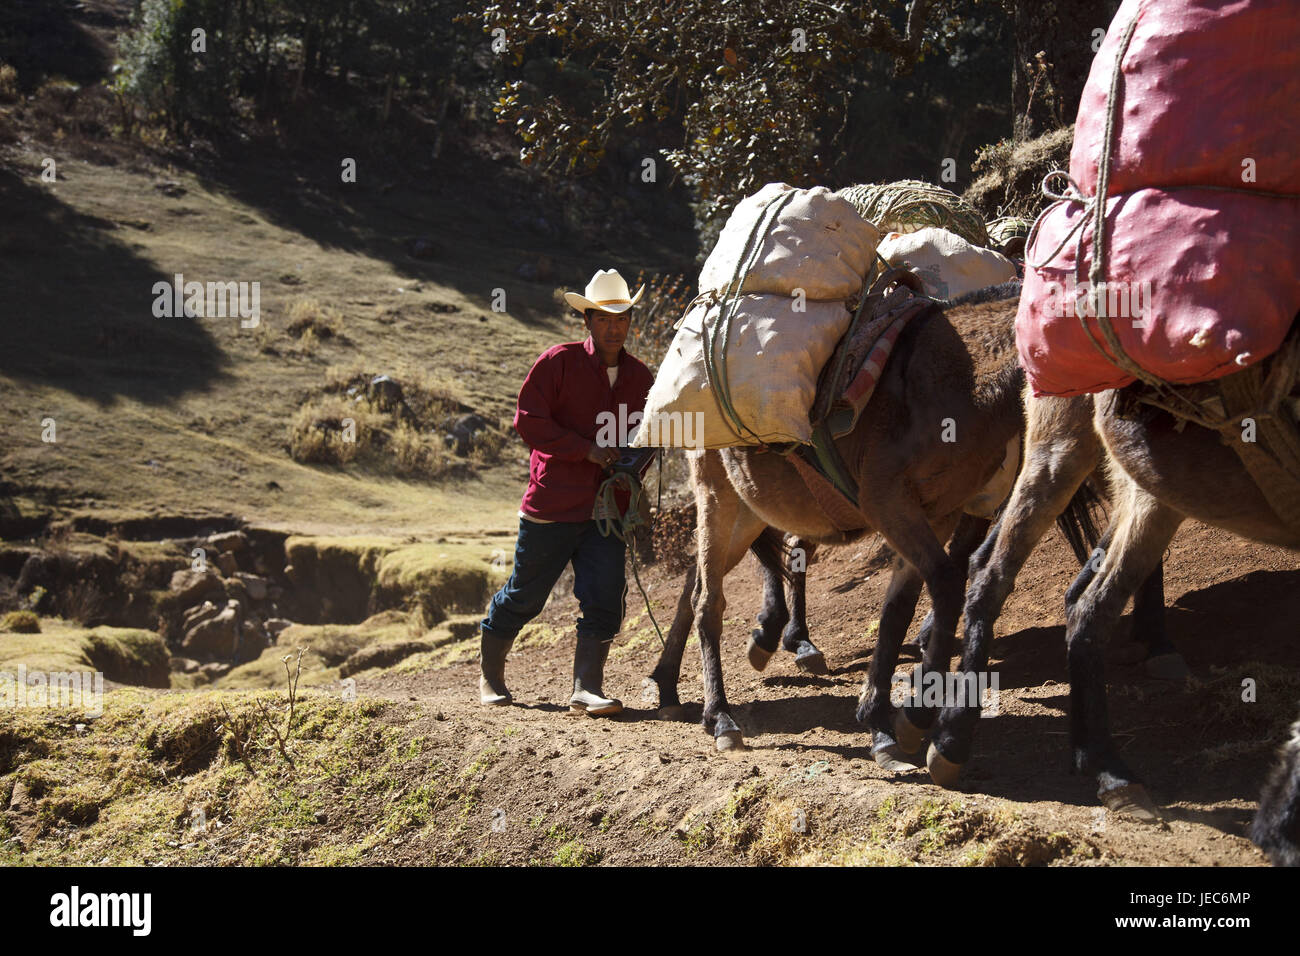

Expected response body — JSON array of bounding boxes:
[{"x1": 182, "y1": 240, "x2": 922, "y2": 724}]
[{"x1": 584, "y1": 308, "x2": 631, "y2": 356}]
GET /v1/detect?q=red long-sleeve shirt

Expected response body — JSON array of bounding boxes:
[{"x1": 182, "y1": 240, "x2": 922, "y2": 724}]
[{"x1": 514, "y1": 336, "x2": 654, "y2": 522}]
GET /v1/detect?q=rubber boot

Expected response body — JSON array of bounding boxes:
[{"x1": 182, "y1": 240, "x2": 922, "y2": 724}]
[
  {"x1": 568, "y1": 638, "x2": 622, "y2": 717},
  {"x1": 479, "y1": 629, "x2": 514, "y2": 706}
]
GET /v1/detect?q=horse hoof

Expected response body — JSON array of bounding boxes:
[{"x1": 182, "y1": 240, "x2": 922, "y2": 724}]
[
  {"x1": 893, "y1": 709, "x2": 927, "y2": 754},
  {"x1": 794, "y1": 646, "x2": 829, "y2": 676},
  {"x1": 1100, "y1": 783, "x2": 1162, "y2": 824},
  {"x1": 1145, "y1": 652, "x2": 1190, "y2": 682},
  {"x1": 658, "y1": 704, "x2": 688, "y2": 721},
  {"x1": 747, "y1": 634, "x2": 775, "y2": 672},
  {"x1": 926, "y1": 743, "x2": 963, "y2": 788},
  {"x1": 715, "y1": 730, "x2": 746, "y2": 753},
  {"x1": 874, "y1": 745, "x2": 921, "y2": 775}
]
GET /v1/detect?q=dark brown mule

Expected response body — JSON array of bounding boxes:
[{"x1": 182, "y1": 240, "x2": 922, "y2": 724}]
[
  {"x1": 936, "y1": 340, "x2": 1300, "y2": 864},
  {"x1": 649, "y1": 286, "x2": 1027, "y2": 762}
]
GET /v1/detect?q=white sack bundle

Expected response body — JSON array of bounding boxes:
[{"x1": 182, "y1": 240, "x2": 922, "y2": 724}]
[
  {"x1": 877, "y1": 227, "x2": 1016, "y2": 301},
  {"x1": 698, "y1": 183, "x2": 882, "y2": 303},
  {"x1": 633, "y1": 294, "x2": 852, "y2": 449}
]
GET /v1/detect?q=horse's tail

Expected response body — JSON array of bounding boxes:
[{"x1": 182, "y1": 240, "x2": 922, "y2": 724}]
[
  {"x1": 748, "y1": 527, "x2": 798, "y2": 584},
  {"x1": 1056, "y1": 476, "x2": 1105, "y2": 565}
]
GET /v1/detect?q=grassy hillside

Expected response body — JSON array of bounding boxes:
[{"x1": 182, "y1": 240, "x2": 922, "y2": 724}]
[{"x1": 0, "y1": 137, "x2": 691, "y2": 536}]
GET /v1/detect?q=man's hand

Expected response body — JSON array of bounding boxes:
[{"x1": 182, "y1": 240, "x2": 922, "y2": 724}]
[{"x1": 585, "y1": 441, "x2": 619, "y2": 470}]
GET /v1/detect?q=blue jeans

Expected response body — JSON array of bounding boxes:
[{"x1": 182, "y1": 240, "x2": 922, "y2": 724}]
[{"x1": 481, "y1": 518, "x2": 627, "y2": 644}]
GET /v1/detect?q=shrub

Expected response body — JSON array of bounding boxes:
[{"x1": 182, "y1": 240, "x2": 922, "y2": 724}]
[
  {"x1": 0, "y1": 63, "x2": 18, "y2": 103},
  {"x1": 389, "y1": 421, "x2": 452, "y2": 479},
  {"x1": 115, "y1": 0, "x2": 240, "y2": 131},
  {"x1": 285, "y1": 298, "x2": 344, "y2": 340},
  {"x1": 288, "y1": 396, "x2": 383, "y2": 466},
  {"x1": 624, "y1": 271, "x2": 693, "y2": 371}
]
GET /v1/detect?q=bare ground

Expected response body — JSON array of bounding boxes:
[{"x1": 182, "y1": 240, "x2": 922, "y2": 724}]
[{"x1": 331, "y1": 516, "x2": 1299, "y2": 866}]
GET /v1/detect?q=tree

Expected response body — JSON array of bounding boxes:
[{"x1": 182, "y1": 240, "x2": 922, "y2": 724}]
[
  {"x1": 1010, "y1": 0, "x2": 1120, "y2": 139},
  {"x1": 479, "y1": 0, "x2": 946, "y2": 230}
]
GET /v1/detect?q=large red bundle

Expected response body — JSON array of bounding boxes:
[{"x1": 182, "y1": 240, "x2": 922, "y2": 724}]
[{"x1": 1016, "y1": 0, "x2": 1300, "y2": 397}]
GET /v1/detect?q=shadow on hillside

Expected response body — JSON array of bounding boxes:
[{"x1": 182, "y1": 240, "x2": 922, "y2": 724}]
[
  {"x1": 0, "y1": 163, "x2": 230, "y2": 405},
  {"x1": 189, "y1": 154, "x2": 582, "y2": 329},
  {"x1": 180, "y1": 136, "x2": 697, "y2": 333},
  {"x1": 0, "y1": 0, "x2": 114, "y2": 91}
]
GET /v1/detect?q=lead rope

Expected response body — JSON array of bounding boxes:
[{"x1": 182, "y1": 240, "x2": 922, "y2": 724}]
[{"x1": 595, "y1": 471, "x2": 665, "y2": 650}]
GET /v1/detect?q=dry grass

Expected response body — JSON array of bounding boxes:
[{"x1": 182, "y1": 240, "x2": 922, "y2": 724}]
[
  {"x1": 288, "y1": 396, "x2": 385, "y2": 466},
  {"x1": 285, "y1": 297, "x2": 345, "y2": 352},
  {"x1": 1, "y1": 610, "x2": 40, "y2": 633},
  {"x1": 389, "y1": 420, "x2": 453, "y2": 478},
  {"x1": 292, "y1": 366, "x2": 506, "y2": 478},
  {"x1": 963, "y1": 126, "x2": 1075, "y2": 221}
]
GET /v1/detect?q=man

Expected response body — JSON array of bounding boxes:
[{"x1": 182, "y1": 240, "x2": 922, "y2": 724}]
[{"x1": 479, "y1": 268, "x2": 655, "y2": 716}]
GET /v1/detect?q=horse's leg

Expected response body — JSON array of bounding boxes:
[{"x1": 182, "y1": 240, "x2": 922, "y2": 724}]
[
  {"x1": 913, "y1": 513, "x2": 992, "y2": 654},
  {"x1": 693, "y1": 451, "x2": 766, "y2": 751},
  {"x1": 1252, "y1": 709, "x2": 1300, "y2": 866},
  {"x1": 894, "y1": 511, "x2": 964, "y2": 748},
  {"x1": 852, "y1": 501, "x2": 961, "y2": 758},
  {"x1": 928, "y1": 397, "x2": 1099, "y2": 785},
  {"x1": 747, "y1": 529, "x2": 790, "y2": 670},
  {"x1": 1131, "y1": 561, "x2": 1190, "y2": 680},
  {"x1": 855, "y1": 554, "x2": 925, "y2": 772},
  {"x1": 1066, "y1": 475, "x2": 1181, "y2": 822},
  {"x1": 648, "y1": 560, "x2": 698, "y2": 719},
  {"x1": 780, "y1": 537, "x2": 827, "y2": 674}
]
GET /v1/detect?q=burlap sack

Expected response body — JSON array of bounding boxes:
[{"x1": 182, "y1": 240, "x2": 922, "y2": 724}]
[
  {"x1": 698, "y1": 183, "x2": 882, "y2": 302},
  {"x1": 877, "y1": 228, "x2": 1017, "y2": 301},
  {"x1": 633, "y1": 294, "x2": 852, "y2": 448}
]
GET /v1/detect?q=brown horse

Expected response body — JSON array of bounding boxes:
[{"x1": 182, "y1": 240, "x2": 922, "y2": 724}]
[
  {"x1": 648, "y1": 285, "x2": 1028, "y2": 762},
  {"x1": 931, "y1": 340, "x2": 1300, "y2": 864}
]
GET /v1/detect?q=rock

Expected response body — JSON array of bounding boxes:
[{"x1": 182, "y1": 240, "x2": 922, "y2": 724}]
[
  {"x1": 15, "y1": 553, "x2": 57, "y2": 593},
  {"x1": 239, "y1": 619, "x2": 269, "y2": 661},
  {"x1": 182, "y1": 600, "x2": 219, "y2": 631},
  {"x1": 216, "y1": 551, "x2": 239, "y2": 577},
  {"x1": 169, "y1": 569, "x2": 224, "y2": 606},
  {"x1": 182, "y1": 599, "x2": 242, "y2": 659},
  {"x1": 264, "y1": 618, "x2": 293, "y2": 636},
  {"x1": 207, "y1": 530, "x2": 249, "y2": 553},
  {"x1": 224, "y1": 577, "x2": 248, "y2": 605},
  {"x1": 199, "y1": 662, "x2": 231, "y2": 680},
  {"x1": 234, "y1": 573, "x2": 270, "y2": 601},
  {"x1": 368, "y1": 374, "x2": 404, "y2": 412},
  {"x1": 170, "y1": 657, "x2": 200, "y2": 674},
  {"x1": 339, "y1": 640, "x2": 434, "y2": 678},
  {"x1": 8, "y1": 780, "x2": 32, "y2": 811},
  {"x1": 447, "y1": 412, "x2": 493, "y2": 456}
]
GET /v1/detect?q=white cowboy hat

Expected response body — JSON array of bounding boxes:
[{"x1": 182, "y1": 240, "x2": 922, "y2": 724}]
[{"x1": 564, "y1": 268, "x2": 645, "y2": 314}]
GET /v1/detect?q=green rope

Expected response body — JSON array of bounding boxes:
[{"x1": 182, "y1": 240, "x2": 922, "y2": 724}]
[
  {"x1": 701, "y1": 189, "x2": 798, "y2": 447},
  {"x1": 594, "y1": 472, "x2": 665, "y2": 650}
]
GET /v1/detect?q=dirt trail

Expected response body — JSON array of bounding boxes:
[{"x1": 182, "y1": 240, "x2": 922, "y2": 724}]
[{"x1": 356, "y1": 518, "x2": 1298, "y2": 865}]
